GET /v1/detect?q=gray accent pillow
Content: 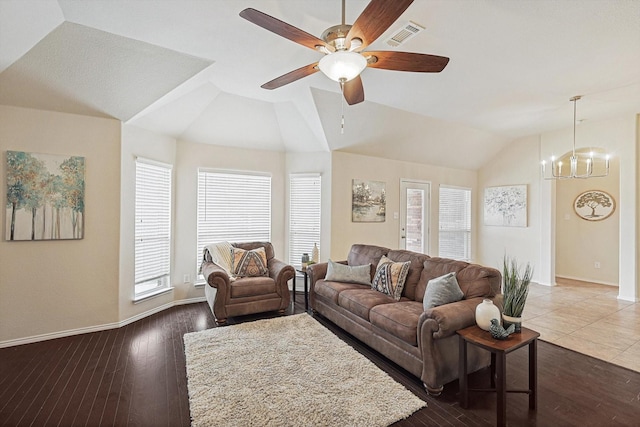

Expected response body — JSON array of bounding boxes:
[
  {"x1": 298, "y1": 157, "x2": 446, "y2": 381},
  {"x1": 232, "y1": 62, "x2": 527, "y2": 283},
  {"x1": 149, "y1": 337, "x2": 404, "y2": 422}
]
[
  {"x1": 325, "y1": 259, "x2": 372, "y2": 285},
  {"x1": 423, "y1": 272, "x2": 464, "y2": 310}
]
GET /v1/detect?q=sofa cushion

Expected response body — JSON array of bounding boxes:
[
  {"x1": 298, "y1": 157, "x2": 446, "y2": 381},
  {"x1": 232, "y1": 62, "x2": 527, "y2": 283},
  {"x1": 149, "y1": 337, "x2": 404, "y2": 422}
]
[
  {"x1": 423, "y1": 272, "x2": 464, "y2": 310},
  {"x1": 326, "y1": 259, "x2": 371, "y2": 285},
  {"x1": 347, "y1": 244, "x2": 389, "y2": 279},
  {"x1": 387, "y1": 250, "x2": 430, "y2": 300},
  {"x1": 232, "y1": 247, "x2": 269, "y2": 277},
  {"x1": 456, "y1": 266, "x2": 501, "y2": 298},
  {"x1": 314, "y1": 281, "x2": 368, "y2": 305},
  {"x1": 229, "y1": 276, "x2": 276, "y2": 298},
  {"x1": 371, "y1": 256, "x2": 411, "y2": 301},
  {"x1": 416, "y1": 258, "x2": 468, "y2": 302},
  {"x1": 370, "y1": 301, "x2": 424, "y2": 346},
  {"x1": 338, "y1": 289, "x2": 396, "y2": 321}
]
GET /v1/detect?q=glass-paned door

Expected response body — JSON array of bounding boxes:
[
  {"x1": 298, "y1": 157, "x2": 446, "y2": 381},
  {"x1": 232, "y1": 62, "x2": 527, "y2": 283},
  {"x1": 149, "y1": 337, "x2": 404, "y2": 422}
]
[{"x1": 399, "y1": 180, "x2": 430, "y2": 253}]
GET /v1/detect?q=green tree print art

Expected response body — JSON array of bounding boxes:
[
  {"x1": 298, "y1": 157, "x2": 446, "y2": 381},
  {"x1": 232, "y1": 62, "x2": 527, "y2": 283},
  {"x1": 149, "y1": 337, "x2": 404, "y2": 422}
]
[{"x1": 5, "y1": 151, "x2": 85, "y2": 240}]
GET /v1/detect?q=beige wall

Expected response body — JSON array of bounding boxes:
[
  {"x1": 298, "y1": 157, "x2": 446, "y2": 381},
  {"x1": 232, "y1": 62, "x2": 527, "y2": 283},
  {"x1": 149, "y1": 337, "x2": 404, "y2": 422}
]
[
  {"x1": 330, "y1": 151, "x2": 477, "y2": 261},
  {"x1": 477, "y1": 135, "x2": 543, "y2": 276},
  {"x1": 0, "y1": 106, "x2": 121, "y2": 344},
  {"x1": 479, "y1": 113, "x2": 638, "y2": 302},
  {"x1": 555, "y1": 157, "x2": 619, "y2": 285}
]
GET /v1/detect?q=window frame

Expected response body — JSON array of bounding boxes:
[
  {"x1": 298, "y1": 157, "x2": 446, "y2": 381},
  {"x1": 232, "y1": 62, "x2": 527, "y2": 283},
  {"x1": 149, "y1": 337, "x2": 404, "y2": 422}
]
[
  {"x1": 288, "y1": 173, "x2": 321, "y2": 267},
  {"x1": 438, "y1": 185, "x2": 472, "y2": 261},
  {"x1": 196, "y1": 169, "x2": 272, "y2": 282},
  {"x1": 134, "y1": 157, "x2": 173, "y2": 300}
]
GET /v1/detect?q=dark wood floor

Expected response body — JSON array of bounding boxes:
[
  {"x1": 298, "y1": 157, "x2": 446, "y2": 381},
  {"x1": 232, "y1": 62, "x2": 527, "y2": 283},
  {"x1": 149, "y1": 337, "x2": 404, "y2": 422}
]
[{"x1": 1, "y1": 297, "x2": 639, "y2": 427}]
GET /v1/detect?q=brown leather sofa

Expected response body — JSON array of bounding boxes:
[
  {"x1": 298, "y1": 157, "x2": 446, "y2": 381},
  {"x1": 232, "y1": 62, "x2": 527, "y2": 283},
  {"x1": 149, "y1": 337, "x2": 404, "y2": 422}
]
[
  {"x1": 201, "y1": 242, "x2": 295, "y2": 325},
  {"x1": 307, "y1": 244, "x2": 502, "y2": 395}
]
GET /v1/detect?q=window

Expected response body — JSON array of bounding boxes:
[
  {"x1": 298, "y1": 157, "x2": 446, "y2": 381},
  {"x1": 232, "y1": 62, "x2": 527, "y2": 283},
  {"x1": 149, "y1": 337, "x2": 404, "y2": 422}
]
[
  {"x1": 197, "y1": 170, "x2": 271, "y2": 277},
  {"x1": 289, "y1": 174, "x2": 321, "y2": 267},
  {"x1": 134, "y1": 158, "x2": 172, "y2": 298},
  {"x1": 439, "y1": 185, "x2": 471, "y2": 261}
]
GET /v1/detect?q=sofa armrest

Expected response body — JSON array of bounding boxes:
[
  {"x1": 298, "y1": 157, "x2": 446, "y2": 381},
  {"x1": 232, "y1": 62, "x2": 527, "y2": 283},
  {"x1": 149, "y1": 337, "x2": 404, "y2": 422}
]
[
  {"x1": 418, "y1": 295, "x2": 503, "y2": 340},
  {"x1": 306, "y1": 262, "x2": 328, "y2": 287}
]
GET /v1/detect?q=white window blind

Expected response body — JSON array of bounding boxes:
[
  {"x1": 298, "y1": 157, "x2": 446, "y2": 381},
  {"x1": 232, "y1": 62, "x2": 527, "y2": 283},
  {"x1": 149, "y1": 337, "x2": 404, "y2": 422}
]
[
  {"x1": 135, "y1": 158, "x2": 172, "y2": 297},
  {"x1": 197, "y1": 170, "x2": 271, "y2": 275},
  {"x1": 289, "y1": 174, "x2": 321, "y2": 267},
  {"x1": 439, "y1": 185, "x2": 471, "y2": 261}
]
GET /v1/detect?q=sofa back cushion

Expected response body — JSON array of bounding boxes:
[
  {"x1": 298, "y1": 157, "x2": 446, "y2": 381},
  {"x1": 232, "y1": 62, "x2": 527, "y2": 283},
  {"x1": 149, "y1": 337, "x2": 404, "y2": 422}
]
[
  {"x1": 386, "y1": 249, "x2": 430, "y2": 300},
  {"x1": 233, "y1": 241, "x2": 275, "y2": 261},
  {"x1": 416, "y1": 257, "x2": 501, "y2": 301},
  {"x1": 348, "y1": 244, "x2": 389, "y2": 279}
]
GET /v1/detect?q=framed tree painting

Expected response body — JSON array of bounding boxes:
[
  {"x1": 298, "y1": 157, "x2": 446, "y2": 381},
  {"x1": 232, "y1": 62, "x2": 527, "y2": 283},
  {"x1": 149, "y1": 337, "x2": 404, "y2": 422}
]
[
  {"x1": 484, "y1": 184, "x2": 527, "y2": 227},
  {"x1": 574, "y1": 190, "x2": 615, "y2": 221},
  {"x1": 6, "y1": 151, "x2": 85, "y2": 241},
  {"x1": 352, "y1": 179, "x2": 386, "y2": 222}
]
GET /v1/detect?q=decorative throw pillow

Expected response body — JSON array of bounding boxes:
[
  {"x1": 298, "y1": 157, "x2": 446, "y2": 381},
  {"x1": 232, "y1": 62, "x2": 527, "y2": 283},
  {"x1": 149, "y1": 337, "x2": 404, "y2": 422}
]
[
  {"x1": 231, "y1": 247, "x2": 269, "y2": 277},
  {"x1": 423, "y1": 272, "x2": 464, "y2": 310},
  {"x1": 371, "y1": 256, "x2": 411, "y2": 301},
  {"x1": 325, "y1": 259, "x2": 372, "y2": 285}
]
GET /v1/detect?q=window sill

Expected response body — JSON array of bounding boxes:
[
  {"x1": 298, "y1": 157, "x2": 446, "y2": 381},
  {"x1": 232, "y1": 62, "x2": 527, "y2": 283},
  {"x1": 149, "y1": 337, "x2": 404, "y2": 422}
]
[
  {"x1": 133, "y1": 287, "x2": 174, "y2": 304},
  {"x1": 194, "y1": 280, "x2": 206, "y2": 288}
]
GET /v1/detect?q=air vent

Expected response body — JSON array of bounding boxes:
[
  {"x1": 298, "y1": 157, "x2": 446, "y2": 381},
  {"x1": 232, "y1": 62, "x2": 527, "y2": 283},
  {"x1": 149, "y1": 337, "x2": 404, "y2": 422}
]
[{"x1": 385, "y1": 21, "x2": 425, "y2": 48}]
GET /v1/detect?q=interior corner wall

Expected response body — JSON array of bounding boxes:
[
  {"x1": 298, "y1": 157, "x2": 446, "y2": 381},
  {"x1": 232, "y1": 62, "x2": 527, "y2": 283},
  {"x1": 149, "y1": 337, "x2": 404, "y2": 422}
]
[
  {"x1": 0, "y1": 106, "x2": 121, "y2": 344},
  {"x1": 285, "y1": 151, "x2": 332, "y2": 264},
  {"x1": 174, "y1": 140, "x2": 287, "y2": 287},
  {"x1": 542, "y1": 114, "x2": 637, "y2": 301},
  {"x1": 119, "y1": 124, "x2": 178, "y2": 321},
  {"x1": 329, "y1": 151, "x2": 477, "y2": 261},
  {"x1": 477, "y1": 135, "x2": 542, "y2": 276}
]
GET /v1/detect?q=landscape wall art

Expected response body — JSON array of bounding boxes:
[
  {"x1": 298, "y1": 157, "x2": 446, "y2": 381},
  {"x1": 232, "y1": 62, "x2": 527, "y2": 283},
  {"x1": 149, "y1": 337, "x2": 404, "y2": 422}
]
[{"x1": 5, "y1": 151, "x2": 85, "y2": 241}]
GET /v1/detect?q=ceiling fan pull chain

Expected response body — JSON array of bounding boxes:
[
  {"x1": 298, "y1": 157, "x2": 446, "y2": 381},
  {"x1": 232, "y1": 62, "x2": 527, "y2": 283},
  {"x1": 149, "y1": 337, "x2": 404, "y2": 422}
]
[{"x1": 340, "y1": 79, "x2": 345, "y2": 134}]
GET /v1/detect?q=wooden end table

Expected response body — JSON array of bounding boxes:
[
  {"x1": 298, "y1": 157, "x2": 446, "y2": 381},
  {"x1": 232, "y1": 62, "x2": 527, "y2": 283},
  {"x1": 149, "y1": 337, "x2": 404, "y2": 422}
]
[
  {"x1": 295, "y1": 268, "x2": 309, "y2": 311},
  {"x1": 457, "y1": 325, "x2": 540, "y2": 427}
]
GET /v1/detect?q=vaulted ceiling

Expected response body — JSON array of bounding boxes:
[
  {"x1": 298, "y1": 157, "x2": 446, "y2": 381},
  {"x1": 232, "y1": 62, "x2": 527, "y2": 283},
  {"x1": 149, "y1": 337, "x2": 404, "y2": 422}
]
[{"x1": 1, "y1": 0, "x2": 639, "y2": 170}]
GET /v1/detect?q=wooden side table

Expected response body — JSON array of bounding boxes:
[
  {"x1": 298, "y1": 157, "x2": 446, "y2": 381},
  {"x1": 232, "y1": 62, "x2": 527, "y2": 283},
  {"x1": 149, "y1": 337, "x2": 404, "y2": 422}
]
[
  {"x1": 295, "y1": 268, "x2": 309, "y2": 311},
  {"x1": 457, "y1": 325, "x2": 540, "y2": 427}
]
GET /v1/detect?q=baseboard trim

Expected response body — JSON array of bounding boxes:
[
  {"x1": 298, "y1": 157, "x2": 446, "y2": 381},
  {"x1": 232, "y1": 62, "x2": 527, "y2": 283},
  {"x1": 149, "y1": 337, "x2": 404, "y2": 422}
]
[
  {"x1": 555, "y1": 275, "x2": 618, "y2": 287},
  {"x1": 0, "y1": 296, "x2": 207, "y2": 349}
]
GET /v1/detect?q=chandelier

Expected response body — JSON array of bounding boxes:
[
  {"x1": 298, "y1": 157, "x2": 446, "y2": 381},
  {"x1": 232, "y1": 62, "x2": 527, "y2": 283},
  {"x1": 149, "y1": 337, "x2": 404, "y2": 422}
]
[{"x1": 541, "y1": 95, "x2": 610, "y2": 179}]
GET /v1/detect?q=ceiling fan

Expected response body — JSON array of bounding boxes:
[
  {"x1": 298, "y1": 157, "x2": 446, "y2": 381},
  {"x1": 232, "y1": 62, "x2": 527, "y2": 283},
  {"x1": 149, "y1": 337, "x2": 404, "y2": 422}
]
[{"x1": 239, "y1": 0, "x2": 449, "y2": 106}]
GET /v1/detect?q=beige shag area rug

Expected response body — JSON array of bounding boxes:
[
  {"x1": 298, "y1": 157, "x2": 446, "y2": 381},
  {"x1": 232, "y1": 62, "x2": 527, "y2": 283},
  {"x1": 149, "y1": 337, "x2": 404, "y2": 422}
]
[{"x1": 183, "y1": 313, "x2": 426, "y2": 427}]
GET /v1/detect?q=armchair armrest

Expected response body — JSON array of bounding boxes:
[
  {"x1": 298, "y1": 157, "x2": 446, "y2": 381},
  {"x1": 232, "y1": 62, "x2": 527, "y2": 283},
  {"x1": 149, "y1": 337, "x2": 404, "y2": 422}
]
[
  {"x1": 268, "y1": 258, "x2": 295, "y2": 286},
  {"x1": 201, "y1": 261, "x2": 231, "y2": 289},
  {"x1": 418, "y1": 295, "x2": 503, "y2": 340}
]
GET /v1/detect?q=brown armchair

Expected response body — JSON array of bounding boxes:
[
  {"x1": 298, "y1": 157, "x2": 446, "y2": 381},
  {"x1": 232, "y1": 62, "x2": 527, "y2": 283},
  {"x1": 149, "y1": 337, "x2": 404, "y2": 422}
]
[{"x1": 201, "y1": 241, "x2": 295, "y2": 325}]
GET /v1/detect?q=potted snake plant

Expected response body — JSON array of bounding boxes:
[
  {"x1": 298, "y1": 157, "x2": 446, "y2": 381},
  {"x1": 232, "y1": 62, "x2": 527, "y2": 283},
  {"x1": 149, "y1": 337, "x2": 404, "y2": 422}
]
[{"x1": 502, "y1": 255, "x2": 533, "y2": 332}]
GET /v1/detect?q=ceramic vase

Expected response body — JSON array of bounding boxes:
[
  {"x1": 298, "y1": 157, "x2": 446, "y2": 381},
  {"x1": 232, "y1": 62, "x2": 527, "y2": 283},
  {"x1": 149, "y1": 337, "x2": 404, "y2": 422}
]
[
  {"x1": 312, "y1": 243, "x2": 319, "y2": 263},
  {"x1": 475, "y1": 299, "x2": 501, "y2": 331},
  {"x1": 502, "y1": 314, "x2": 522, "y2": 333}
]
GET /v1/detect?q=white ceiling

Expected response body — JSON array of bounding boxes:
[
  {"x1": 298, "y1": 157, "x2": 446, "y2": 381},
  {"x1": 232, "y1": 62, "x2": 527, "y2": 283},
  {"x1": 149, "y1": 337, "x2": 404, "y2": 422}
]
[{"x1": 1, "y1": 0, "x2": 639, "y2": 170}]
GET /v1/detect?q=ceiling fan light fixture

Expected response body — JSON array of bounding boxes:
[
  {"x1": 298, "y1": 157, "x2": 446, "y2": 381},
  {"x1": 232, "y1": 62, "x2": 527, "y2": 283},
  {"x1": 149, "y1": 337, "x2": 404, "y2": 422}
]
[{"x1": 318, "y1": 51, "x2": 367, "y2": 82}]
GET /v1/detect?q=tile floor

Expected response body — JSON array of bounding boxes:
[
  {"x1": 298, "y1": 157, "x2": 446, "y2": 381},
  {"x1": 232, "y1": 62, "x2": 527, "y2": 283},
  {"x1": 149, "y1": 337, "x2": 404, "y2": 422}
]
[{"x1": 523, "y1": 278, "x2": 640, "y2": 372}]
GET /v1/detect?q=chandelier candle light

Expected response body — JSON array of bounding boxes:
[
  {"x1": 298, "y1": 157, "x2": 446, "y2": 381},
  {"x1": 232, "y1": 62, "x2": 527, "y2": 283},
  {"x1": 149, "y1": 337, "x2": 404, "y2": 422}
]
[{"x1": 541, "y1": 95, "x2": 610, "y2": 179}]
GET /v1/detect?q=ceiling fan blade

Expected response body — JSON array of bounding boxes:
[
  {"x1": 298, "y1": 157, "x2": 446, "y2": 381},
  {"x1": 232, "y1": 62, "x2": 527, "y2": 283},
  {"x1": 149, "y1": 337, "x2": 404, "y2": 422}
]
[
  {"x1": 261, "y1": 63, "x2": 319, "y2": 90},
  {"x1": 343, "y1": 76, "x2": 365, "y2": 105},
  {"x1": 240, "y1": 8, "x2": 331, "y2": 52},
  {"x1": 346, "y1": 0, "x2": 413, "y2": 51},
  {"x1": 365, "y1": 51, "x2": 450, "y2": 72}
]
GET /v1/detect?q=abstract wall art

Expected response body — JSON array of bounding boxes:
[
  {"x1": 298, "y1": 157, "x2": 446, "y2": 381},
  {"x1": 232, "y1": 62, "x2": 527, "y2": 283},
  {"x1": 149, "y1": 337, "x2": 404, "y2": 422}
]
[
  {"x1": 6, "y1": 151, "x2": 85, "y2": 241},
  {"x1": 484, "y1": 184, "x2": 527, "y2": 227}
]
